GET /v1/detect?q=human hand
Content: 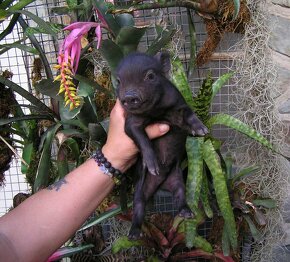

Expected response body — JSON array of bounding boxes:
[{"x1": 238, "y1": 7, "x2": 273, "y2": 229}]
[{"x1": 102, "y1": 100, "x2": 170, "y2": 172}]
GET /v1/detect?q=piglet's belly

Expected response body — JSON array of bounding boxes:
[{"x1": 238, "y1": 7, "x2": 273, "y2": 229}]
[{"x1": 152, "y1": 129, "x2": 187, "y2": 168}]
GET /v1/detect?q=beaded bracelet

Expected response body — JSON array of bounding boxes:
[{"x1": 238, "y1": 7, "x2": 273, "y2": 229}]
[{"x1": 92, "y1": 149, "x2": 124, "y2": 185}]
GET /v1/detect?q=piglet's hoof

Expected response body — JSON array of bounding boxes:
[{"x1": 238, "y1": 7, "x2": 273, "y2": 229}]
[
  {"x1": 143, "y1": 157, "x2": 160, "y2": 176},
  {"x1": 128, "y1": 227, "x2": 143, "y2": 240},
  {"x1": 192, "y1": 124, "x2": 209, "y2": 137},
  {"x1": 178, "y1": 207, "x2": 194, "y2": 218}
]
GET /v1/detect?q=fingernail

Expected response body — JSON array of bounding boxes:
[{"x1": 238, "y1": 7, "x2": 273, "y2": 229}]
[{"x1": 159, "y1": 124, "x2": 169, "y2": 133}]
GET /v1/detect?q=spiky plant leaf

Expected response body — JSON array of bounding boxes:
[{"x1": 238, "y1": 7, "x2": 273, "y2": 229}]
[
  {"x1": 200, "y1": 174, "x2": 213, "y2": 218},
  {"x1": 79, "y1": 203, "x2": 133, "y2": 231},
  {"x1": 207, "y1": 113, "x2": 274, "y2": 151},
  {"x1": 253, "y1": 199, "x2": 277, "y2": 209},
  {"x1": 192, "y1": 236, "x2": 213, "y2": 253},
  {"x1": 192, "y1": 74, "x2": 213, "y2": 123},
  {"x1": 47, "y1": 244, "x2": 94, "y2": 261},
  {"x1": 232, "y1": 0, "x2": 241, "y2": 20},
  {"x1": 186, "y1": 137, "x2": 204, "y2": 212},
  {"x1": 12, "y1": 10, "x2": 58, "y2": 40},
  {"x1": 34, "y1": 123, "x2": 62, "y2": 192},
  {"x1": 203, "y1": 139, "x2": 237, "y2": 250},
  {"x1": 185, "y1": 218, "x2": 197, "y2": 248},
  {"x1": 222, "y1": 225, "x2": 231, "y2": 256},
  {"x1": 112, "y1": 236, "x2": 143, "y2": 254},
  {"x1": 212, "y1": 72, "x2": 234, "y2": 99},
  {"x1": 243, "y1": 215, "x2": 263, "y2": 242},
  {"x1": 171, "y1": 57, "x2": 195, "y2": 108},
  {"x1": 146, "y1": 25, "x2": 176, "y2": 55}
]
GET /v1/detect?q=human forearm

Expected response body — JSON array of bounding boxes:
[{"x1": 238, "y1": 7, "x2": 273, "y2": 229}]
[{"x1": 0, "y1": 159, "x2": 114, "y2": 262}]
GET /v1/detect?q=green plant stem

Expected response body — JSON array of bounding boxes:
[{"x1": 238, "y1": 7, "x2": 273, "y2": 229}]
[{"x1": 108, "y1": 1, "x2": 216, "y2": 15}]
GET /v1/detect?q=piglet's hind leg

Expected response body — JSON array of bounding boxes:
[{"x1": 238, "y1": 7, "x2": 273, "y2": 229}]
[
  {"x1": 161, "y1": 167, "x2": 194, "y2": 218},
  {"x1": 129, "y1": 172, "x2": 165, "y2": 240}
]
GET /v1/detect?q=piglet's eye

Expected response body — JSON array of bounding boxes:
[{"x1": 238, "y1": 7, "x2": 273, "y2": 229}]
[
  {"x1": 116, "y1": 78, "x2": 121, "y2": 85},
  {"x1": 145, "y1": 70, "x2": 156, "y2": 81}
]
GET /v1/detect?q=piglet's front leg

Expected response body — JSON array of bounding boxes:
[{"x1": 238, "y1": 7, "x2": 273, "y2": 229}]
[
  {"x1": 125, "y1": 116, "x2": 160, "y2": 176},
  {"x1": 182, "y1": 106, "x2": 209, "y2": 136}
]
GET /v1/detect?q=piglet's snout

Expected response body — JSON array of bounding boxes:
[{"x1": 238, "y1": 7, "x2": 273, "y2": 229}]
[{"x1": 122, "y1": 91, "x2": 142, "y2": 107}]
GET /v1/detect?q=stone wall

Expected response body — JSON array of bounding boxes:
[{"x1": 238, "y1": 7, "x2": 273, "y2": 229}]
[
  {"x1": 269, "y1": 1, "x2": 290, "y2": 127},
  {"x1": 269, "y1": 2, "x2": 290, "y2": 260}
]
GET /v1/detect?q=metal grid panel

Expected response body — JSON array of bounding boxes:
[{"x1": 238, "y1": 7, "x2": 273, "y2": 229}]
[{"x1": 0, "y1": 0, "x2": 66, "y2": 215}]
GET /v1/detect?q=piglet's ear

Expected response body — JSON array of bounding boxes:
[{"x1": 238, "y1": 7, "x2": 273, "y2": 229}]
[{"x1": 154, "y1": 51, "x2": 171, "y2": 77}]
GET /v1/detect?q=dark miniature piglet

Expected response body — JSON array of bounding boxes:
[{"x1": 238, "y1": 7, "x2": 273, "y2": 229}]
[{"x1": 116, "y1": 52, "x2": 208, "y2": 240}]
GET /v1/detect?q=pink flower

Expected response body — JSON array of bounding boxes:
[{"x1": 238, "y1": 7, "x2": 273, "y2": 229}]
[{"x1": 58, "y1": 21, "x2": 102, "y2": 74}]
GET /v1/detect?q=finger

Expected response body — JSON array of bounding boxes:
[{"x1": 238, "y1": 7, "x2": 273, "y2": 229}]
[{"x1": 145, "y1": 124, "x2": 170, "y2": 139}]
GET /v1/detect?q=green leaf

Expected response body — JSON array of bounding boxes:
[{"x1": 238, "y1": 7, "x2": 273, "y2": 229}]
[
  {"x1": 0, "y1": 115, "x2": 52, "y2": 126},
  {"x1": 192, "y1": 236, "x2": 213, "y2": 253},
  {"x1": 115, "y1": 13, "x2": 134, "y2": 27},
  {"x1": 171, "y1": 57, "x2": 195, "y2": 108},
  {"x1": 24, "y1": 24, "x2": 63, "y2": 36},
  {"x1": 116, "y1": 26, "x2": 147, "y2": 55},
  {"x1": 34, "y1": 123, "x2": 62, "y2": 192},
  {"x1": 203, "y1": 139, "x2": 237, "y2": 250},
  {"x1": 7, "y1": 0, "x2": 34, "y2": 11},
  {"x1": 252, "y1": 199, "x2": 277, "y2": 209},
  {"x1": 212, "y1": 72, "x2": 233, "y2": 99},
  {"x1": 93, "y1": 0, "x2": 120, "y2": 37},
  {"x1": 0, "y1": 42, "x2": 38, "y2": 54},
  {"x1": 232, "y1": 0, "x2": 240, "y2": 20},
  {"x1": 146, "y1": 26, "x2": 176, "y2": 55},
  {"x1": 48, "y1": 244, "x2": 94, "y2": 260},
  {"x1": 224, "y1": 154, "x2": 233, "y2": 181},
  {"x1": 222, "y1": 225, "x2": 231, "y2": 256},
  {"x1": 12, "y1": 10, "x2": 57, "y2": 40},
  {"x1": 192, "y1": 73, "x2": 213, "y2": 123},
  {"x1": 21, "y1": 142, "x2": 33, "y2": 174},
  {"x1": 185, "y1": 218, "x2": 197, "y2": 248},
  {"x1": 0, "y1": 0, "x2": 14, "y2": 9},
  {"x1": 200, "y1": 174, "x2": 213, "y2": 218},
  {"x1": 79, "y1": 203, "x2": 132, "y2": 231},
  {"x1": 243, "y1": 215, "x2": 263, "y2": 242},
  {"x1": 0, "y1": 76, "x2": 56, "y2": 117},
  {"x1": 112, "y1": 236, "x2": 143, "y2": 254},
  {"x1": 207, "y1": 114, "x2": 274, "y2": 151},
  {"x1": 231, "y1": 165, "x2": 260, "y2": 184},
  {"x1": 186, "y1": 137, "x2": 204, "y2": 212},
  {"x1": 99, "y1": 39, "x2": 124, "y2": 72},
  {"x1": 34, "y1": 79, "x2": 60, "y2": 99},
  {"x1": 75, "y1": 74, "x2": 112, "y2": 96},
  {"x1": 59, "y1": 99, "x2": 83, "y2": 121},
  {"x1": 60, "y1": 119, "x2": 88, "y2": 132},
  {"x1": 0, "y1": 13, "x2": 19, "y2": 41}
]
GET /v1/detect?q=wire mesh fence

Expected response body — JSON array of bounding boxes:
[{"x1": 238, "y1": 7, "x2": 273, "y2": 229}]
[{"x1": 0, "y1": 0, "x2": 243, "y2": 260}]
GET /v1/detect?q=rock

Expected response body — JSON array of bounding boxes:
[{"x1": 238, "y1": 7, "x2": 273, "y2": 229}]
[
  {"x1": 272, "y1": 0, "x2": 290, "y2": 7},
  {"x1": 269, "y1": 15, "x2": 290, "y2": 57},
  {"x1": 279, "y1": 99, "x2": 290, "y2": 114}
]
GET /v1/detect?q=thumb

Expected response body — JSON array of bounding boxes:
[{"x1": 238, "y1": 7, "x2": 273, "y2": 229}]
[{"x1": 146, "y1": 123, "x2": 170, "y2": 139}]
